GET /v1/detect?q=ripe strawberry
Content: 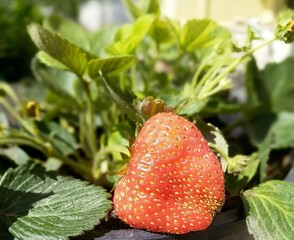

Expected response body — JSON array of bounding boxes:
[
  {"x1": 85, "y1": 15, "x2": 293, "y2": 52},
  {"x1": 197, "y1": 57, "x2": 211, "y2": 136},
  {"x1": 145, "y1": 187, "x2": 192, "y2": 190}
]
[{"x1": 113, "y1": 112, "x2": 225, "y2": 234}]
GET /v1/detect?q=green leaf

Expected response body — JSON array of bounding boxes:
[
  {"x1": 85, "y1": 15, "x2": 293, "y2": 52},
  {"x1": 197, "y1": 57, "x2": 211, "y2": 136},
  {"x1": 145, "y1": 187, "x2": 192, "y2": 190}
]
[
  {"x1": 245, "y1": 58, "x2": 261, "y2": 109},
  {"x1": 226, "y1": 153, "x2": 260, "y2": 195},
  {"x1": 271, "y1": 111, "x2": 294, "y2": 149},
  {"x1": 27, "y1": 23, "x2": 90, "y2": 77},
  {"x1": 123, "y1": 0, "x2": 160, "y2": 18},
  {"x1": 0, "y1": 146, "x2": 30, "y2": 165},
  {"x1": 123, "y1": 0, "x2": 145, "y2": 19},
  {"x1": 149, "y1": 17, "x2": 174, "y2": 44},
  {"x1": 36, "y1": 51, "x2": 68, "y2": 70},
  {"x1": 32, "y1": 58, "x2": 83, "y2": 107},
  {"x1": 176, "y1": 97, "x2": 208, "y2": 116},
  {"x1": 106, "y1": 15, "x2": 155, "y2": 55},
  {"x1": 146, "y1": 0, "x2": 160, "y2": 15},
  {"x1": 107, "y1": 131, "x2": 130, "y2": 159},
  {"x1": 246, "y1": 111, "x2": 294, "y2": 149},
  {"x1": 0, "y1": 165, "x2": 112, "y2": 240},
  {"x1": 43, "y1": 14, "x2": 92, "y2": 53},
  {"x1": 43, "y1": 158, "x2": 63, "y2": 172},
  {"x1": 180, "y1": 19, "x2": 231, "y2": 51},
  {"x1": 196, "y1": 120, "x2": 229, "y2": 172},
  {"x1": 35, "y1": 121, "x2": 77, "y2": 156},
  {"x1": 246, "y1": 56, "x2": 294, "y2": 113},
  {"x1": 101, "y1": 77, "x2": 141, "y2": 123},
  {"x1": 246, "y1": 56, "x2": 294, "y2": 148},
  {"x1": 258, "y1": 131, "x2": 273, "y2": 182},
  {"x1": 165, "y1": 17, "x2": 181, "y2": 45},
  {"x1": 226, "y1": 154, "x2": 249, "y2": 174},
  {"x1": 87, "y1": 55, "x2": 135, "y2": 78},
  {"x1": 89, "y1": 26, "x2": 117, "y2": 56},
  {"x1": 245, "y1": 112, "x2": 275, "y2": 146},
  {"x1": 243, "y1": 180, "x2": 294, "y2": 240}
]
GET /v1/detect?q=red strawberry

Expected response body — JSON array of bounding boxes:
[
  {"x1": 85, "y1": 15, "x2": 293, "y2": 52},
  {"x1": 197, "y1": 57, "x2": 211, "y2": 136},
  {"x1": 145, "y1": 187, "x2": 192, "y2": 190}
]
[{"x1": 113, "y1": 112, "x2": 225, "y2": 234}]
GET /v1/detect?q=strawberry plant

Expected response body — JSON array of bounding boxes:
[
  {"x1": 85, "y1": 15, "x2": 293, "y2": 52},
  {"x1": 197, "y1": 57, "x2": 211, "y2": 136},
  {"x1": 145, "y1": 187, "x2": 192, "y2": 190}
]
[{"x1": 0, "y1": 0, "x2": 294, "y2": 239}]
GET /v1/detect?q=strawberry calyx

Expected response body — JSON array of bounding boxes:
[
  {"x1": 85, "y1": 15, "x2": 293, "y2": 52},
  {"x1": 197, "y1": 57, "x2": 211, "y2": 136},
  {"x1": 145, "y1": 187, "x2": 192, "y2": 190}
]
[
  {"x1": 134, "y1": 96, "x2": 175, "y2": 121},
  {"x1": 208, "y1": 142, "x2": 249, "y2": 174}
]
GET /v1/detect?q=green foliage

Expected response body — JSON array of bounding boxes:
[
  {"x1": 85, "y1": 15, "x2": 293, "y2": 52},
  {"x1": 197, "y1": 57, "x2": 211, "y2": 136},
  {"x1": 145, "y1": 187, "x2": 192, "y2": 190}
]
[
  {"x1": 0, "y1": 0, "x2": 42, "y2": 58},
  {"x1": 275, "y1": 9, "x2": 294, "y2": 43},
  {"x1": 87, "y1": 56, "x2": 135, "y2": 78},
  {"x1": 1, "y1": 0, "x2": 294, "y2": 238},
  {"x1": 123, "y1": 0, "x2": 160, "y2": 19},
  {"x1": 195, "y1": 120, "x2": 229, "y2": 172},
  {"x1": 28, "y1": 23, "x2": 91, "y2": 78},
  {"x1": 245, "y1": 57, "x2": 294, "y2": 148},
  {"x1": 179, "y1": 19, "x2": 231, "y2": 51},
  {"x1": 0, "y1": 164, "x2": 112, "y2": 240},
  {"x1": 0, "y1": 146, "x2": 30, "y2": 165},
  {"x1": 243, "y1": 181, "x2": 294, "y2": 240},
  {"x1": 149, "y1": 17, "x2": 174, "y2": 44},
  {"x1": 106, "y1": 14, "x2": 155, "y2": 55},
  {"x1": 226, "y1": 153, "x2": 260, "y2": 195}
]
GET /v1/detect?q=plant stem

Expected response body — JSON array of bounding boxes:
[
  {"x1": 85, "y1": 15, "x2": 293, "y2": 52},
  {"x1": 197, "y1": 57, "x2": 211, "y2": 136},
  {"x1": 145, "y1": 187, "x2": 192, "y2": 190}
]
[
  {"x1": 196, "y1": 54, "x2": 231, "y2": 98},
  {"x1": 0, "y1": 99, "x2": 36, "y2": 136},
  {"x1": 209, "y1": 142, "x2": 229, "y2": 159},
  {"x1": 81, "y1": 81, "x2": 97, "y2": 158},
  {"x1": 0, "y1": 135, "x2": 90, "y2": 177},
  {"x1": 131, "y1": 63, "x2": 137, "y2": 93},
  {"x1": 191, "y1": 51, "x2": 214, "y2": 90},
  {"x1": 204, "y1": 36, "x2": 277, "y2": 95},
  {"x1": 191, "y1": 36, "x2": 277, "y2": 100},
  {"x1": 0, "y1": 135, "x2": 49, "y2": 153},
  {"x1": 0, "y1": 82, "x2": 20, "y2": 105}
]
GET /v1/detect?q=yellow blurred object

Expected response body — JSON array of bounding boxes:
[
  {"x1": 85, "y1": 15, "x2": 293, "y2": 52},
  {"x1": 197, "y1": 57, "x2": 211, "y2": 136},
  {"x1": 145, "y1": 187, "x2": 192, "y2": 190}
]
[
  {"x1": 23, "y1": 101, "x2": 41, "y2": 119},
  {"x1": 161, "y1": 0, "x2": 286, "y2": 23}
]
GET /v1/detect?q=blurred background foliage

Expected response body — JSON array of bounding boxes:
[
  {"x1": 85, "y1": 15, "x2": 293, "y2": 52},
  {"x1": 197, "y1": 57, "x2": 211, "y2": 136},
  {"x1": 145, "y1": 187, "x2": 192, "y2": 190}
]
[{"x1": 0, "y1": 0, "x2": 294, "y2": 188}]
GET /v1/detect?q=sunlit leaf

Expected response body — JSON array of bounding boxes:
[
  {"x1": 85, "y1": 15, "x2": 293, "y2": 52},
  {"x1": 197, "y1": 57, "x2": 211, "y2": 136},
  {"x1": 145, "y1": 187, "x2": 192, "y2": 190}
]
[
  {"x1": 87, "y1": 55, "x2": 135, "y2": 78},
  {"x1": 175, "y1": 97, "x2": 208, "y2": 116},
  {"x1": 243, "y1": 180, "x2": 294, "y2": 240},
  {"x1": 146, "y1": 0, "x2": 160, "y2": 15},
  {"x1": 106, "y1": 15, "x2": 155, "y2": 55},
  {"x1": 36, "y1": 51, "x2": 68, "y2": 70},
  {"x1": 0, "y1": 165, "x2": 112, "y2": 240},
  {"x1": 123, "y1": 0, "x2": 159, "y2": 18},
  {"x1": 180, "y1": 19, "x2": 231, "y2": 51},
  {"x1": 196, "y1": 120, "x2": 229, "y2": 172},
  {"x1": 0, "y1": 147, "x2": 30, "y2": 165},
  {"x1": 28, "y1": 23, "x2": 90, "y2": 77},
  {"x1": 123, "y1": 0, "x2": 145, "y2": 19},
  {"x1": 43, "y1": 14, "x2": 92, "y2": 52},
  {"x1": 149, "y1": 17, "x2": 174, "y2": 44},
  {"x1": 107, "y1": 131, "x2": 130, "y2": 159}
]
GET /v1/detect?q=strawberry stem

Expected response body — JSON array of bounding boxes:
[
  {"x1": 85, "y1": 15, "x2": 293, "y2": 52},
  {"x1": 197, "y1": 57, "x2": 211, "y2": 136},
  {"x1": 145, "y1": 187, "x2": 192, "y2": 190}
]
[{"x1": 191, "y1": 36, "x2": 278, "y2": 100}]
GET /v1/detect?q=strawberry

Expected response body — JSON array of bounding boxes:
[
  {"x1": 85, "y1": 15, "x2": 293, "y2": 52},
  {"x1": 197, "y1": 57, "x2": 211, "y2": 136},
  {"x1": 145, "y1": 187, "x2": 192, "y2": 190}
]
[{"x1": 113, "y1": 112, "x2": 225, "y2": 234}]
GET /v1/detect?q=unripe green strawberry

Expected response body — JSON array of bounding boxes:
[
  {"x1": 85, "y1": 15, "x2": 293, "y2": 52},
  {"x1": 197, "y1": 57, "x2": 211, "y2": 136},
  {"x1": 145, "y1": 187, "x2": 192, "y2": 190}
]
[{"x1": 113, "y1": 112, "x2": 225, "y2": 234}]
